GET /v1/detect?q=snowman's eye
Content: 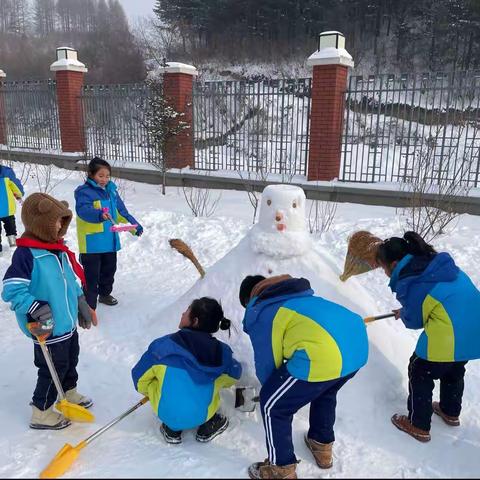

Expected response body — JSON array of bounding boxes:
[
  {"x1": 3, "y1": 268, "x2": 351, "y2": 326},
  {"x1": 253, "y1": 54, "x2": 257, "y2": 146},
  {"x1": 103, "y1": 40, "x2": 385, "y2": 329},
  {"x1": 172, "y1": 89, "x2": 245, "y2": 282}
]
[
  {"x1": 267, "y1": 199, "x2": 272, "y2": 206},
  {"x1": 292, "y1": 201, "x2": 297, "y2": 208}
]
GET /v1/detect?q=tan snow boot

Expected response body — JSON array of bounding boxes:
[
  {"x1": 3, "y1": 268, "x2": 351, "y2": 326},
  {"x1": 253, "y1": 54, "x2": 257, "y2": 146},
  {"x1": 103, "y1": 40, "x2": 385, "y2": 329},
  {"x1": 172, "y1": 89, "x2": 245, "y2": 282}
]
[
  {"x1": 304, "y1": 436, "x2": 333, "y2": 469},
  {"x1": 248, "y1": 460, "x2": 297, "y2": 479},
  {"x1": 391, "y1": 414, "x2": 431, "y2": 442},
  {"x1": 30, "y1": 404, "x2": 71, "y2": 430},
  {"x1": 65, "y1": 388, "x2": 93, "y2": 408},
  {"x1": 432, "y1": 401, "x2": 460, "y2": 427}
]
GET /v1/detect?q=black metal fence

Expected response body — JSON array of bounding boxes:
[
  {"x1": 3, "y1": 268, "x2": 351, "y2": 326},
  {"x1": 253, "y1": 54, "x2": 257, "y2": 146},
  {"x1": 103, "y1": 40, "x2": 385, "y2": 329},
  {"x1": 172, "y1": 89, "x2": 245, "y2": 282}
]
[
  {"x1": 193, "y1": 78, "x2": 311, "y2": 176},
  {"x1": 342, "y1": 71, "x2": 480, "y2": 187},
  {"x1": 80, "y1": 83, "x2": 155, "y2": 165},
  {"x1": 1, "y1": 79, "x2": 61, "y2": 150}
]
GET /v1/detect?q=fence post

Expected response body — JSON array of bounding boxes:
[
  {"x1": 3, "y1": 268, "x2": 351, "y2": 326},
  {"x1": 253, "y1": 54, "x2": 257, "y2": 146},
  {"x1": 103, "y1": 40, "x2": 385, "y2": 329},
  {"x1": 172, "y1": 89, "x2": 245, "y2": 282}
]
[
  {"x1": 307, "y1": 31, "x2": 354, "y2": 181},
  {"x1": 156, "y1": 62, "x2": 198, "y2": 169},
  {"x1": 50, "y1": 47, "x2": 88, "y2": 153},
  {"x1": 0, "y1": 69, "x2": 6, "y2": 146}
]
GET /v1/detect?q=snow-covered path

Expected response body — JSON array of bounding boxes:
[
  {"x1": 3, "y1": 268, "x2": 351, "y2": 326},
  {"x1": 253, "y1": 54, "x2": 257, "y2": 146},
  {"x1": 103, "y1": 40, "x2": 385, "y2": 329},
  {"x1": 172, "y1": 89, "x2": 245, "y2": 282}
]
[{"x1": 1, "y1": 169, "x2": 479, "y2": 478}]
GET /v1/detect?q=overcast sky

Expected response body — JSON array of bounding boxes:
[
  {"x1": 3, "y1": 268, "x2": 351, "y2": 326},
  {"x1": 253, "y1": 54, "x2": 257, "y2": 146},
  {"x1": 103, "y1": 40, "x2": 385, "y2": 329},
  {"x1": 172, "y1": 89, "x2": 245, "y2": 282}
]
[{"x1": 119, "y1": 0, "x2": 155, "y2": 19}]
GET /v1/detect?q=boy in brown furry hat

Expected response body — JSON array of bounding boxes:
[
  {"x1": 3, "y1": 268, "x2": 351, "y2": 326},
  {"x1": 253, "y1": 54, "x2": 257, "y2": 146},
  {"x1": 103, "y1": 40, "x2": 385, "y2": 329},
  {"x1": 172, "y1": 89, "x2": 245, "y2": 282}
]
[{"x1": 2, "y1": 193, "x2": 96, "y2": 430}]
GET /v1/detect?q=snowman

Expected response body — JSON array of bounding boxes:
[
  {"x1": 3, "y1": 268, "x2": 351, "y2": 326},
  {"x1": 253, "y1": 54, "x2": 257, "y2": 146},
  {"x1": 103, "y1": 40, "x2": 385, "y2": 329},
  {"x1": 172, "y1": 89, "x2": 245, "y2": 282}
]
[{"x1": 145, "y1": 184, "x2": 405, "y2": 387}]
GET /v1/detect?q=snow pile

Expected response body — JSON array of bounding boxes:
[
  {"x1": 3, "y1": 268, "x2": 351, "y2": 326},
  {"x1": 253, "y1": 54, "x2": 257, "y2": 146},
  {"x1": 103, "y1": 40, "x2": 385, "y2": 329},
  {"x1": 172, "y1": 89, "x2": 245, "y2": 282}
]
[{"x1": 0, "y1": 168, "x2": 479, "y2": 478}]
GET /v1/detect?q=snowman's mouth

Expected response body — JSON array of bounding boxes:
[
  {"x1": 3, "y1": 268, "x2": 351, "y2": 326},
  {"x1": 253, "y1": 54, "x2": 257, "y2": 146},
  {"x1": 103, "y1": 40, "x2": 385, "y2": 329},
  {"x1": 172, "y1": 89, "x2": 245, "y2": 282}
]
[{"x1": 276, "y1": 223, "x2": 286, "y2": 232}]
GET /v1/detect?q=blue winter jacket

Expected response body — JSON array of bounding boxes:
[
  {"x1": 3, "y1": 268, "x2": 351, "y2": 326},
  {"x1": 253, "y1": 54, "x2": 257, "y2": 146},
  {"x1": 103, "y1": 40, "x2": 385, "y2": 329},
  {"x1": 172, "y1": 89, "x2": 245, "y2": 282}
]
[
  {"x1": 132, "y1": 329, "x2": 242, "y2": 431},
  {"x1": 389, "y1": 252, "x2": 480, "y2": 362},
  {"x1": 0, "y1": 165, "x2": 24, "y2": 217},
  {"x1": 2, "y1": 247, "x2": 83, "y2": 345},
  {"x1": 243, "y1": 278, "x2": 369, "y2": 385},
  {"x1": 74, "y1": 179, "x2": 140, "y2": 254}
]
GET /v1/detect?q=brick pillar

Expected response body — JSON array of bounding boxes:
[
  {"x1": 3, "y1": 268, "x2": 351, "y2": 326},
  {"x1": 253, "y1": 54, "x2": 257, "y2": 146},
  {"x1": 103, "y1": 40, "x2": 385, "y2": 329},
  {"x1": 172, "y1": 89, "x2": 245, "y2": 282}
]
[
  {"x1": 50, "y1": 47, "x2": 88, "y2": 153},
  {"x1": 157, "y1": 62, "x2": 198, "y2": 169},
  {"x1": 307, "y1": 32, "x2": 354, "y2": 181},
  {"x1": 0, "y1": 69, "x2": 7, "y2": 145}
]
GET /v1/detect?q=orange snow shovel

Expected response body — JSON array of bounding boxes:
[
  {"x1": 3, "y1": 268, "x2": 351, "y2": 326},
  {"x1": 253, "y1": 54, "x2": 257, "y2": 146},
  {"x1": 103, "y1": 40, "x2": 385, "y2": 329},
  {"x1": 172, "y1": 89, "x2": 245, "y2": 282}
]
[
  {"x1": 29, "y1": 325, "x2": 95, "y2": 424},
  {"x1": 40, "y1": 396, "x2": 149, "y2": 479}
]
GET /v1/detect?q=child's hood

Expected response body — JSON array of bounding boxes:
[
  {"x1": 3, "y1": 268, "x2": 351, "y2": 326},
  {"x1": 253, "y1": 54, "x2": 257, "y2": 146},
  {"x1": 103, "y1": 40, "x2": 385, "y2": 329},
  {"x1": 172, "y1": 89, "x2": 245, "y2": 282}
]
[
  {"x1": 21, "y1": 193, "x2": 72, "y2": 243},
  {"x1": 147, "y1": 331, "x2": 232, "y2": 384}
]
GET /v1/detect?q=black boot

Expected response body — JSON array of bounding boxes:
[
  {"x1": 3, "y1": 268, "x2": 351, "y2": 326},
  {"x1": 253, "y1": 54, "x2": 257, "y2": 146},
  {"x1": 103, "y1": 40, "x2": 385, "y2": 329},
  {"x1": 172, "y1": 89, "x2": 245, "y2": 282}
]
[
  {"x1": 160, "y1": 423, "x2": 182, "y2": 444},
  {"x1": 98, "y1": 294, "x2": 118, "y2": 306},
  {"x1": 196, "y1": 413, "x2": 229, "y2": 442}
]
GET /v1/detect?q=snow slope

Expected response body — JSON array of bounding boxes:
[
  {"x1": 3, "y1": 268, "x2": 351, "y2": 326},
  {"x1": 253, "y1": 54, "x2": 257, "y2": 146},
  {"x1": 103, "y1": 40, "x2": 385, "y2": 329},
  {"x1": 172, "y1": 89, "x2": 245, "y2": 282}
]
[{"x1": 0, "y1": 167, "x2": 479, "y2": 478}]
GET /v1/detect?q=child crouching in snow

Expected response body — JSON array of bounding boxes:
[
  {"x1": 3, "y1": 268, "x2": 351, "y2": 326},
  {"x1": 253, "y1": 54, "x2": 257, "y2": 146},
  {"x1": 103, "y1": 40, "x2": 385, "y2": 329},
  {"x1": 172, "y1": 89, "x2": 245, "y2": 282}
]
[
  {"x1": 132, "y1": 297, "x2": 242, "y2": 444},
  {"x1": 1, "y1": 193, "x2": 96, "y2": 430}
]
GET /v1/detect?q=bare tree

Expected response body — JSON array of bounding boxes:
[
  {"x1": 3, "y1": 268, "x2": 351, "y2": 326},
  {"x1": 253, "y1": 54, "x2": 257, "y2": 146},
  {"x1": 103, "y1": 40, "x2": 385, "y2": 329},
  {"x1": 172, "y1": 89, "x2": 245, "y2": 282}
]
[
  {"x1": 399, "y1": 124, "x2": 476, "y2": 241},
  {"x1": 182, "y1": 184, "x2": 221, "y2": 217},
  {"x1": 137, "y1": 73, "x2": 190, "y2": 195},
  {"x1": 308, "y1": 199, "x2": 338, "y2": 235}
]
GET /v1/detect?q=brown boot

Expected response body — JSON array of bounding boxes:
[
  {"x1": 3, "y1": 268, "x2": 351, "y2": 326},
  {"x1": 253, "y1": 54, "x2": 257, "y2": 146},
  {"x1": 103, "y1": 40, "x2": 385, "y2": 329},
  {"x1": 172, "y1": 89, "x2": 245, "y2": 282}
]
[
  {"x1": 391, "y1": 414, "x2": 431, "y2": 442},
  {"x1": 432, "y1": 401, "x2": 460, "y2": 427},
  {"x1": 304, "y1": 436, "x2": 333, "y2": 468},
  {"x1": 248, "y1": 460, "x2": 297, "y2": 479}
]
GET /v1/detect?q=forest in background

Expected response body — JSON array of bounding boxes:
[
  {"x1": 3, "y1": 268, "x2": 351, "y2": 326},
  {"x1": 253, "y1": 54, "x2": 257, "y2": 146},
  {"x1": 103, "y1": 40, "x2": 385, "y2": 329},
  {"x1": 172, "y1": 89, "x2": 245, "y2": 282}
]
[{"x1": 0, "y1": 0, "x2": 479, "y2": 83}]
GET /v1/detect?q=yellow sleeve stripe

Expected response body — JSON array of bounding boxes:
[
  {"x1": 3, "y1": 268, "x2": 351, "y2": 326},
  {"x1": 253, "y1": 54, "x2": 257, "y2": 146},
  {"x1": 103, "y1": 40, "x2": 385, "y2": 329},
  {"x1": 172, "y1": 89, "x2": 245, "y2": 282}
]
[{"x1": 136, "y1": 364, "x2": 167, "y2": 414}]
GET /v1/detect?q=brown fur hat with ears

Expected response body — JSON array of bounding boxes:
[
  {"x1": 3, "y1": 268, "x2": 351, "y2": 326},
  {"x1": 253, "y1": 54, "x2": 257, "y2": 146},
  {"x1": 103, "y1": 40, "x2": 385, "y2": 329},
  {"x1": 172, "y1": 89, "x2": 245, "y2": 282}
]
[{"x1": 21, "y1": 193, "x2": 73, "y2": 243}]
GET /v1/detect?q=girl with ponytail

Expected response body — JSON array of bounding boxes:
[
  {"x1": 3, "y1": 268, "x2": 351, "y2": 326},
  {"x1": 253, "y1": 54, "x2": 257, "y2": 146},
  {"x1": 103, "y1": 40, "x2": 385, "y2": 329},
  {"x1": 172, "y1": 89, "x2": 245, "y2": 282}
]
[
  {"x1": 131, "y1": 297, "x2": 242, "y2": 445},
  {"x1": 376, "y1": 231, "x2": 480, "y2": 443}
]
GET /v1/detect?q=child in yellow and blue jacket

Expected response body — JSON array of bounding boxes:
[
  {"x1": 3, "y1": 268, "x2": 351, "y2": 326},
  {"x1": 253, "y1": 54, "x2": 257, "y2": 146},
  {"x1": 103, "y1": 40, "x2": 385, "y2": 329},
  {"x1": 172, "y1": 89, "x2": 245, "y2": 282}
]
[
  {"x1": 239, "y1": 274, "x2": 369, "y2": 479},
  {"x1": 376, "y1": 231, "x2": 480, "y2": 443},
  {"x1": 0, "y1": 164, "x2": 24, "y2": 252},
  {"x1": 74, "y1": 157, "x2": 143, "y2": 310},
  {"x1": 132, "y1": 297, "x2": 242, "y2": 445}
]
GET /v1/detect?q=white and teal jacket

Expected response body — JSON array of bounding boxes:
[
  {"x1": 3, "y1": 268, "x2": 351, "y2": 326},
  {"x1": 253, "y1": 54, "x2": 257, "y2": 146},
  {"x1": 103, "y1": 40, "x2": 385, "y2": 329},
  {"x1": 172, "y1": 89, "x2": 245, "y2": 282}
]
[{"x1": 2, "y1": 247, "x2": 83, "y2": 345}]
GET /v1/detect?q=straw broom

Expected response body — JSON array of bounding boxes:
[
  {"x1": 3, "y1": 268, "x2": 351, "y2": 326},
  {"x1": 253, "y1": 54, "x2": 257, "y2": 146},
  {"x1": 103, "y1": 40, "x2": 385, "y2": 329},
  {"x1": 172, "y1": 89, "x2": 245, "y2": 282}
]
[
  {"x1": 169, "y1": 239, "x2": 206, "y2": 278},
  {"x1": 340, "y1": 230, "x2": 383, "y2": 281}
]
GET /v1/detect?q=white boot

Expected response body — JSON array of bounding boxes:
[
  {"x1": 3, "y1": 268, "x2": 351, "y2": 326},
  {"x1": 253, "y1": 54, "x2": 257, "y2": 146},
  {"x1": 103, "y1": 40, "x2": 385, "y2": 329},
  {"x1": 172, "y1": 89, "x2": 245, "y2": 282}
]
[
  {"x1": 7, "y1": 235, "x2": 16, "y2": 248},
  {"x1": 30, "y1": 404, "x2": 71, "y2": 430},
  {"x1": 65, "y1": 388, "x2": 93, "y2": 408}
]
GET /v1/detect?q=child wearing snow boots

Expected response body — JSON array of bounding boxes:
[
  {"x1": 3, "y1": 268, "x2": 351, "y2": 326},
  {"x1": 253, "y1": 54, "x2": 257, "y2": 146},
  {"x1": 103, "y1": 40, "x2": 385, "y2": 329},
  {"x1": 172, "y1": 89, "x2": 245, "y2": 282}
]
[
  {"x1": 1, "y1": 193, "x2": 96, "y2": 430},
  {"x1": 0, "y1": 164, "x2": 24, "y2": 253},
  {"x1": 376, "y1": 231, "x2": 480, "y2": 442},
  {"x1": 75, "y1": 157, "x2": 143, "y2": 310},
  {"x1": 239, "y1": 274, "x2": 369, "y2": 480},
  {"x1": 132, "y1": 297, "x2": 242, "y2": 444}
]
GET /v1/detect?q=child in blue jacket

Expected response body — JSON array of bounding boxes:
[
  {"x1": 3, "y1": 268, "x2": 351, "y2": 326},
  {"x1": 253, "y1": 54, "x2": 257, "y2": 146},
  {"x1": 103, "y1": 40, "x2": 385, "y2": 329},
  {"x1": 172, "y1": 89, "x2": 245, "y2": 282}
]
[
  {"x1": 239, "y1": 274, "x2": 368, "y2": 479},
  {"x1": 376, "y1": 231, "x2": 480, "y2": 443},
  {"x1": 75, "y1": 157, "x2": 143, "y2": 309},
  {"x1": 132, "y1": 297, "x2": 242, "y2": 444},
  {"x1": 2, "y1": 193, "x2": 95, "y2": 430},
  {"x1": 0, "y1": 164, "x2": 25, "y2": 253}
]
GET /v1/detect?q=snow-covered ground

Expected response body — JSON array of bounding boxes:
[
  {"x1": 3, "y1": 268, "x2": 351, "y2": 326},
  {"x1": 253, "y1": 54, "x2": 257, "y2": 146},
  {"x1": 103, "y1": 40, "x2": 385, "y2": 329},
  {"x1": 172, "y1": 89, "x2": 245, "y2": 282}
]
[{"x1": 1, "y1": 166, "x2": 479, "y2": 478}]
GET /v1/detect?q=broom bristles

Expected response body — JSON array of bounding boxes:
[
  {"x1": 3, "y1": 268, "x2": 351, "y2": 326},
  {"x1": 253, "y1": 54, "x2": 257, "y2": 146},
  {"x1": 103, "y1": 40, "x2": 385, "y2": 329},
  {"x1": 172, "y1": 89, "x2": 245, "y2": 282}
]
[
  {"x1": 169, "y1": 239, "x2": 206, "y2": 278},
  {"x1": 340, "y1": 230, "x2": 383, "y2": 281}
]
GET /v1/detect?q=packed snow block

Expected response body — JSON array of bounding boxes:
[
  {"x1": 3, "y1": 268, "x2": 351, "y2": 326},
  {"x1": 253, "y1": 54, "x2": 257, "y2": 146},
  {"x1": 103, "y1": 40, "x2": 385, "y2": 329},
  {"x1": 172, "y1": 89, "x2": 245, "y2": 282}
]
[
  {"x1": 340, "y1": 230, "x2": 383, "y2": 282},
  {"x1": 152, "y1": 184, "x2": 383, "y2": 386}
]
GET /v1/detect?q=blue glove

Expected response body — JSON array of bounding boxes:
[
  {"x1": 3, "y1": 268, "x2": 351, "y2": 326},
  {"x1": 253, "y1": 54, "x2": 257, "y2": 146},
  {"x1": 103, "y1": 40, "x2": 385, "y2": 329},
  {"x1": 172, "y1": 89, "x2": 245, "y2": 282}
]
[{"x1": 135, "y1": 224, "x2": 143, "y2": 237}]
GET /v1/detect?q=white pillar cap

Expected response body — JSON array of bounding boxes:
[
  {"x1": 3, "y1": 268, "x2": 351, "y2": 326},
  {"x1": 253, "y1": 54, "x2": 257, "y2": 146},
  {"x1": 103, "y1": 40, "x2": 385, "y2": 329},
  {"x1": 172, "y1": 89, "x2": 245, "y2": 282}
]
[
  {"x1": 50, "y1": 47, "x2": 88, "y2": 73},
  {"x1": 0, "y1": 70, "x2": 6, "y2": 78},
  {"x1": 156, "y1": 62, "x2": 198, "y2": 76},
  {"x1": 307, "y1": 31, "x2": 354, "y2": 68}
]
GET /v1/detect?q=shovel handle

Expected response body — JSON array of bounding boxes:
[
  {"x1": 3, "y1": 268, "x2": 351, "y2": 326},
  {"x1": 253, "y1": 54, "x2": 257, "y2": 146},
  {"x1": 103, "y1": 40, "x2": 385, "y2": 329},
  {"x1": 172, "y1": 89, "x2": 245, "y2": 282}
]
[
  {"x1": 37, "y1": 338, "x2": 67, "y2": 401},
  {"x1": 83, "y1": 397, "x2": 148, "y2": 447},
  {"x1": 363, "y1": 312, "x2": 396, "y2": 324}
]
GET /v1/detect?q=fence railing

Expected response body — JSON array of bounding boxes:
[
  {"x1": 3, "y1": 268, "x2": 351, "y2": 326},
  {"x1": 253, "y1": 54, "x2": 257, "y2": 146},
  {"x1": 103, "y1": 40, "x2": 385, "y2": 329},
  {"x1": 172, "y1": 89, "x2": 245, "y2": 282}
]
[
  {"x1": 1, "y1": 79, "x2": 61, "y2": 151},
  {"x1": 80, "y1": 83, "x2": 155, "y2": 165},
  {"x1": 193, "y1": 78, "x2": 311, "y2": 176},
  {"x1": 342, "y1": 71, "x2": 480, "y2": 187}
]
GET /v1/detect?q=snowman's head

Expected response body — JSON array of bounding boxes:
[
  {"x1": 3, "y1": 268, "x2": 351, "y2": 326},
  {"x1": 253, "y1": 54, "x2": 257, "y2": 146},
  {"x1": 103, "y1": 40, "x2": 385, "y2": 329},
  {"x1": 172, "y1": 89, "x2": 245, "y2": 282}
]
[{"x1": 258, "y1": 184, "x2": 306, "y2": 233}]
